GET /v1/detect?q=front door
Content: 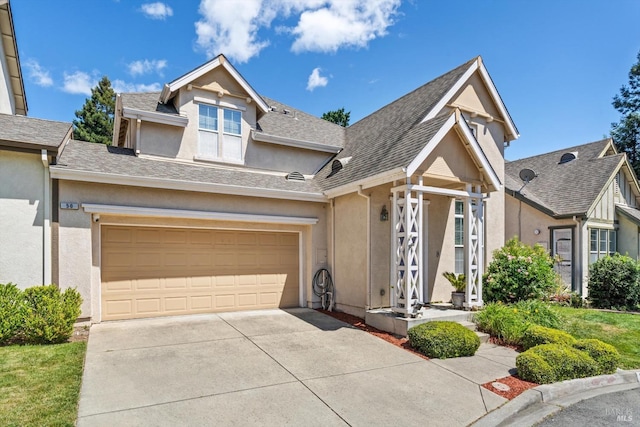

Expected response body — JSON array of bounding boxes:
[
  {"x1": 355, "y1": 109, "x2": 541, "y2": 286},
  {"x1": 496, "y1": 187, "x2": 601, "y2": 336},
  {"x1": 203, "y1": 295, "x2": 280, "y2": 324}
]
[{"x1": 552, "y1": 228, "x2": 574, "y2": 291}]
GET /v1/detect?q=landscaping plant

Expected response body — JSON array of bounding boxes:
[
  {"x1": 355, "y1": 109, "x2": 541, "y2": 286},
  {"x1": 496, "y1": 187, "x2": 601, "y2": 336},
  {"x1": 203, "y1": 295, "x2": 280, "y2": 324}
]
[
  {"x1": 521, "y1": 325, "x2": 576, "y2": 350},
  {"x1": 0, "y1": 283, "x2": 24, "y2": 344},
  {"x1": 484, "y1": 238, "x2": 557, "y2": 303},
  {"x1": 516, "y1": 343, "x2": 599, "y2": 384},
  {"x1": 22, "y1": 285, "x2": 82, "y2": 344},
  {"x1": 408, "y1": 321, "x2": 480, "y2": 359},
  {"x1": 573, "y1": 339, "x2": 620, "y2": 374},
  {"x1": 588, "y1": 254, "x2": 640, "y2": 311}
]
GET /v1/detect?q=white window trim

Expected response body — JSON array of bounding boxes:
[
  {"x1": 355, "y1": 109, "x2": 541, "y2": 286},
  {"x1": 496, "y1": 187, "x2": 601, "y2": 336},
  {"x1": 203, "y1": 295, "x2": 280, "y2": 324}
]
[
  {"x1": 589, "y1": 228, "x2": 617, "y2": 263},
  {"x1": 197, "y1": 103, "x2": 244, "y2": 163}
]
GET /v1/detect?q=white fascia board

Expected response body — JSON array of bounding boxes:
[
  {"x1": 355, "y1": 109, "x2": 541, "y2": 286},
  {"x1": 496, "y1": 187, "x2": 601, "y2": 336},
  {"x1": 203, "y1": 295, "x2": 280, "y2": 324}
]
[
  {"x1": 391, "y1": 183, "x2": 485, "y2": 199},
  {"x1": 323, "y1": 167, "x2": 406, "y2": 199},
  {"x1": 476, "y1": 62, "x2": 519, "y2": 141},
  {"x1": 422, "y1": 61, "x2": 478, "y2": 123},
  {"x1": 163, "y1": 56, "x2": 269, "y2": 114},
  {"x1": 122, "y1": 107, "x2": 188, "y2": 127},
  {"x1": 50, "y1": 168, "x2": 328, "y2": 203},
  {"x1": 251, "y1": 130, "x2": 342, "y2": 154},
  {"x1": 82, "y1": 203, "x2": 318, "y2": 225},
  {"x1": 456, "y1": 116, "x2": 502, "y2": 191},
  {"x1": 406, "y1": 113, "x2": 457, "y2": 176}
]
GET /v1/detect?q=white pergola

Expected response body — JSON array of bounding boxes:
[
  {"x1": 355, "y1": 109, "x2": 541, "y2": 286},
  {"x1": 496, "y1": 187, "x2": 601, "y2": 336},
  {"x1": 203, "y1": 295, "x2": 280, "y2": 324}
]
[{"x1": 391, "y1": 179, "x2": 485, "y2": 316}]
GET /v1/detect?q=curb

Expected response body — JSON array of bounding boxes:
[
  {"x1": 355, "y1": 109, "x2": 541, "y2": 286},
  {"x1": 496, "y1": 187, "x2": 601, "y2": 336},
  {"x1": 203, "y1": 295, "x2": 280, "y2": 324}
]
[{"x1": 470, "y1": 370, "x2": 640, "y2": 427}]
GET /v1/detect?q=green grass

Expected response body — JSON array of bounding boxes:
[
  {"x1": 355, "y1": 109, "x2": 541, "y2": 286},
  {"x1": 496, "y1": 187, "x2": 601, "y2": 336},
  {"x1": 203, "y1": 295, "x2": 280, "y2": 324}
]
[
  {"x1": 552, "y1": 306, "x2": 640, "y2": 369},
  {"x1": 0, "y1": 342, "x2": 86, "y2": 427}
]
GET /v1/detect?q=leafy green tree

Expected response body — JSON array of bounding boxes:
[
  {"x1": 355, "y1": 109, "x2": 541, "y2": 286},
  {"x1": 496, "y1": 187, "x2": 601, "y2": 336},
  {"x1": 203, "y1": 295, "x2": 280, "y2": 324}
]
[
  {"x1": 73, "y1": 76, "x2": 116, "y2": 144},
  {"x1": 321, "y1": 107, "x2": 350, "y2": 127},
  {"x1": 612, "y1": 51, "x2": 640, "y2": 177}
]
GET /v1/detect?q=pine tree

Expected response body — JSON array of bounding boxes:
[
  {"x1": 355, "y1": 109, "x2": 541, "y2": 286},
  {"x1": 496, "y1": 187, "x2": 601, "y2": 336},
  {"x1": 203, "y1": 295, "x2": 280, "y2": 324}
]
[
  {"x1": 612, "y1": 51, "x2": 640, "y2": 177},
  {"x1": 321, "y1": 107, "x2": 350, "y2": 127},
  {"x1": 73, "y1": 76, "x2": 116, "y2": 144}
]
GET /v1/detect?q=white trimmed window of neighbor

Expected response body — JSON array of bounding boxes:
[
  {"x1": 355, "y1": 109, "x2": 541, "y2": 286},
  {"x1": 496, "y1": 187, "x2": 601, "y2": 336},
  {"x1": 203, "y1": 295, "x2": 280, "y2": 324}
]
[
  {"x1": 198, "y1": 104, "x2": 242, "y2": 163},
  {"x1": 589, "y1": 228, "x2": 616, "y2": 264},
  {"x1": 455, "y1": 200, "x2": 464, "y2": 274}
]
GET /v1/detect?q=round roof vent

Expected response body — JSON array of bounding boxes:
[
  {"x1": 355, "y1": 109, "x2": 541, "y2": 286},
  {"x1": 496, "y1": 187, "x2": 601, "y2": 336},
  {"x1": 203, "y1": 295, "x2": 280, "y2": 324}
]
[{"x1": 559, "y1": 152, "x2": 577, "y2": 164}]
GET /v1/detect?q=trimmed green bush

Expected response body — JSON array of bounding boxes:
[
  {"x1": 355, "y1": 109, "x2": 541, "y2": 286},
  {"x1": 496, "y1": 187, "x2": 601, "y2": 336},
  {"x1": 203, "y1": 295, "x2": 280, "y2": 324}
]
[
  {"x1": 516, "y1": 351, "x2": 555, "y2": 384},
  {"x1": 484, "y1": 238, "x2": 557, "y2": 303},
  {"x1": 521, "y1": 325, "x2": 576, "y2": 350},
  {"x1": 408, "y1": 321, "x2": 480, "y2": 359},
  {"x1": 588, "y1": 254, "x2": 640, "y2": 310},
  {"x1": 573, "y1": 339, "x2": 620, "y2": 374},
  {"x1": 0, "y1": 283, "x2": 24, "y2": 344},
  {"x1": 473, "y1": 303, "x2": 529, "y2": 345},
  {"x1": 22, "y1": 285, "x2": 82, "y2": 344},
  {"x1": 517, "y1": 344, "x2": 599, "y2": 384}
]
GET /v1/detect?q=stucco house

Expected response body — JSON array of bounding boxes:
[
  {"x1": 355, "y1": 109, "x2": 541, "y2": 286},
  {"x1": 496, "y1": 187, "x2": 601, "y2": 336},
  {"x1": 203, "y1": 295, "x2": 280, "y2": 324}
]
[
  {"x1": 0, "y1": 0, "x2": 73, "y2": 288},
  {"x1": 505, "y1": 138, "x2": 640, "y2": 295},
  {"x1": 47, "y1": 54, "x2": 518, "y2": 322}
]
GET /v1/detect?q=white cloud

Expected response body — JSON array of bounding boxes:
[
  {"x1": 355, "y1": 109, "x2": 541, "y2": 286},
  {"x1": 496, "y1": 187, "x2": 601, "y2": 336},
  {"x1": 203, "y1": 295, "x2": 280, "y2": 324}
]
[
  {"x1": 127, "y1": 59, "x2": 167, "y2": 76},
  {"x1": 290, "y1": 0, "x2": 401, "y2": 53},
  {"x1": 113, "y1": 80, "x2": 162, "y2": 93},
  {"x1": 62, "y1": 71, "x2": 96, "y2": 95},
  {"x1": 194, "y1": 0, "x2": 400, "y2": 63},
  {"x1": 306, "y1": 67, "x2": 328, "y2": 91},
  {"x1": 25, "y1": 59, "x2": 53, "y2": 87},
  {"x1": 140, "y1": 2, "x2": 173, "y2": 20}
]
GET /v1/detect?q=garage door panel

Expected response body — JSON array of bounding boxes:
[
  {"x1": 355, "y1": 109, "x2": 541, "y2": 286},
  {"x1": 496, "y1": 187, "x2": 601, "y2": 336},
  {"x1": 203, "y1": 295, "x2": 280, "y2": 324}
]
[{"x1": 101, "y1": 226, "x2": 300, "y2": 321}]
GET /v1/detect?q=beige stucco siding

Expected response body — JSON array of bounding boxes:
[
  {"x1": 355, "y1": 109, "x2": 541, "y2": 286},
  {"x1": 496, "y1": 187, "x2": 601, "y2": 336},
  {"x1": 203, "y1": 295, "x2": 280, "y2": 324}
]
[
  {"x1": 618, "y1": 214, "x2": 639, "y2": 260},
  {"x1": 369, "y1": 184, "x2": 392, "y2": 308},
  {"x1": 244, "y1": 141, "x2": 332, "y2": 175},
  {"x1": 333, "y1": 192, "x2": 367, "y2": 316},
  {"x1": 57, "y1": 180, "x2": 328, "y2": 320},
  {"x1": 0, "y1": 151, "x2": 46, "y2": 287},
  {"x1": 505, "y1": 195, "x2": 575, "y2": 248},
  {"x1": 422, "y1": 130, "x2": 482, "y2": 184},
  {"x1": 139, "y1": 122, "x2": 186, "y2": 159}
]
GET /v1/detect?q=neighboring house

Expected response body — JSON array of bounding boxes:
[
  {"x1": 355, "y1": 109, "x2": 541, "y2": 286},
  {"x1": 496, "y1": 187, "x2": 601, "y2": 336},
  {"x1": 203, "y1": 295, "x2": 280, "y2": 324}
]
[
  {"x1": 0, "y1": 0, "x2": 73, "y2": 288},
  {"x1": 50, "y1": 54, "x2": 518, "y2": 322},
  {"x1": 505, "y1": 139, "x2": 640, "y2": 296}
]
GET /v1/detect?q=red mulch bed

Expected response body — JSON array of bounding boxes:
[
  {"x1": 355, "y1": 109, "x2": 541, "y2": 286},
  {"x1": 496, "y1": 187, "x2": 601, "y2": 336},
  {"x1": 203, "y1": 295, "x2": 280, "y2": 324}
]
[{"x1": 316, "y1": 308, "x2": 540, "y2": 399}]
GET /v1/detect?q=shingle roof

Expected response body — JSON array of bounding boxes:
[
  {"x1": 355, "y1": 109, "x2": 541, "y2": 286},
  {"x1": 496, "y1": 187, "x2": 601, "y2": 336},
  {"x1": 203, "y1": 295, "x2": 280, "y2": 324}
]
[
  {"x1": 120, "y1": 92, "x2": 179, "y2": 115},
  {"x1": 257, "y1": 96, "x2": 345, "y2": 148},
  {"x1": 315, "y1": 58, "x2": 477, "y2": 190},
  {"x1": 54, "y1": 140, "x2": 324, "y2": 196},
  {"x1": 505, "y1": 139, "x2": 622, "y2": 216},
  {"x1": 0, "y1": 113, "x2": 71, "y2": 149}
]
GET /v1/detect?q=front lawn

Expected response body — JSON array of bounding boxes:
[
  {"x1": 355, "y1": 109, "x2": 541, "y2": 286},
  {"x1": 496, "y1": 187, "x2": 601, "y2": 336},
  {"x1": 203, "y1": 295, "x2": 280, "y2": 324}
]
[
  {"x1": 552, "y1": 306, "x2": 640, "y2": 369},
  {"x1": 0, "y1": 342, "x2": 86, "y2": 426}
]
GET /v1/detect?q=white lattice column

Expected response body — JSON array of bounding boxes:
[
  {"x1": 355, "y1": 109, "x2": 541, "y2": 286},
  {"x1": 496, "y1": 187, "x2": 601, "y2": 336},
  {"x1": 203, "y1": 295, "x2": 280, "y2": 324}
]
[
  {"x1": 465, "y1": 184, "x2": 484, "y2": 307},
  {"x1": 392, "y1": 185, "x2": 423, "y2": 315}
]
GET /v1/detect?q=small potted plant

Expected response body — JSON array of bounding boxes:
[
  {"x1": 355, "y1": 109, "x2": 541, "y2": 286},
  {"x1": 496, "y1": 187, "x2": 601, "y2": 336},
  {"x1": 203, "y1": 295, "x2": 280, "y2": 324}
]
[{"x1": 443, "y1": 272, "x2": 466, "y2": 309}]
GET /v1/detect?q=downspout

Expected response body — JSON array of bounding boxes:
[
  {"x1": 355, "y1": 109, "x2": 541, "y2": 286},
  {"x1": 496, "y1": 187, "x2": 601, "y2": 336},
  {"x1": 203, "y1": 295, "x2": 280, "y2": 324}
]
[
  {"x1": 41, "y1": 150, "x2": 51, "y2": 285},
  {"x1": 357, "y1": 186, "x2": 372, "y2": 310},
  {"x1": 331, "y1": 198, "x2": 336, "y2": 307},
  {"x1": 135, "y1": 118, "x2": 142, "y2": 155},
  {"x1": 573, "y1": 215, "x2": 582, "y2": 295}
]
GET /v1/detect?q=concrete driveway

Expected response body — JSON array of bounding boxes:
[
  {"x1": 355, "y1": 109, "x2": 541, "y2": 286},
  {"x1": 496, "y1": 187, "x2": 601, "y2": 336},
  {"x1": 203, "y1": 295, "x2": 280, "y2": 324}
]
[{"x1": 77, "y1": 308, "x2": 512, "y2": 426}]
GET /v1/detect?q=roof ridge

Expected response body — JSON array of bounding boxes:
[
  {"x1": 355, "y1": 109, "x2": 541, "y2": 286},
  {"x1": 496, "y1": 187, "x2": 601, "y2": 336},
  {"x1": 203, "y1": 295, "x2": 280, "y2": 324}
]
[
  {"x1": 0, "y1": 112, "x2": 71, "y2": 126},
  {"x1": 509, "y1": 138, "x2": 612, "y2": 163}
]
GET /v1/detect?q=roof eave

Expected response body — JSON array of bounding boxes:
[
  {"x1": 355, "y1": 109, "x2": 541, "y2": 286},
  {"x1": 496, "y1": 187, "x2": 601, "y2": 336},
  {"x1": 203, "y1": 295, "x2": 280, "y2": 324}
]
[
  {"x1": 122, "y1": 107, "x2": 188, "y2": 127},
  {"x1": 0, "y1": 0, "x2": 27, "y2": 115},
  {"x1": 323, "y1": 167, "x2": 406, "y2": 199},
  {"x1": 251, "y1": 130, "x2": 342, "y2": 154}
]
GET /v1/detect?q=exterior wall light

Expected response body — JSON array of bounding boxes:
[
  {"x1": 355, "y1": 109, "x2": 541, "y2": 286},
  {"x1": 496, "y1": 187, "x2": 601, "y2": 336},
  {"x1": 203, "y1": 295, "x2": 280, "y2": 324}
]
[{"x1": 380, "y1": 205, "x2": 389, "y2": 222}]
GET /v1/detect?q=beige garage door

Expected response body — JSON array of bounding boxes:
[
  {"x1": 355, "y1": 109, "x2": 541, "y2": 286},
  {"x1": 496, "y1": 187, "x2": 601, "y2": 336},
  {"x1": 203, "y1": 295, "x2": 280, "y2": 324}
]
[{"x1": 101, "y1": 226, "x2": 299, "y2": 321}]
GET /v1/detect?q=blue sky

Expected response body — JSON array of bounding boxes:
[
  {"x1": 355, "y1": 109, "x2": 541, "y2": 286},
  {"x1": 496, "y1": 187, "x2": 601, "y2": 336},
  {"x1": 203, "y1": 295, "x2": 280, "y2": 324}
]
[{"x1": 11, "y1": 0, "x2": 640, "y2": 160}]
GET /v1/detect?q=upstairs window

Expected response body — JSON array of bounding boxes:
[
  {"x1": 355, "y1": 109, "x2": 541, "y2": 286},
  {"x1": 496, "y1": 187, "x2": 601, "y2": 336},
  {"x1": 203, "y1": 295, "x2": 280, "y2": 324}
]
[{"x1": 198, "y1": 104, "x2": 242, "y2": 163}]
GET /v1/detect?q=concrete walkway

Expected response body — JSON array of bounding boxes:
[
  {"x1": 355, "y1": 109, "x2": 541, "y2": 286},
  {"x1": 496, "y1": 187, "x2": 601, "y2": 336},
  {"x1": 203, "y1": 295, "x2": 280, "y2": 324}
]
[{"x1": 77, "y1": 308, "x2": 517, "y2": 426}]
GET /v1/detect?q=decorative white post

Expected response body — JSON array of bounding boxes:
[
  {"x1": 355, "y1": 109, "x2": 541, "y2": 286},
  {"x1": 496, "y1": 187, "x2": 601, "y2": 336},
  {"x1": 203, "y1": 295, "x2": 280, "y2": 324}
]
[
  {"x1": 392, "y1": 181, "x2": 423, "y2": 316},
  {"x1": 465, "y1": 184, "x2": 484, "y2": 307}
]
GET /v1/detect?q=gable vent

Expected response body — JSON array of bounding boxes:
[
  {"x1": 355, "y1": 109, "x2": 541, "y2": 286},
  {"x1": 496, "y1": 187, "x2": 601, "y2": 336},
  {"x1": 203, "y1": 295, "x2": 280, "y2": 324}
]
[
  {"x1": 559, "y1": 152, "x2": 577, "y2": 164},
  {"x1": 327, "y1": 156, "x2": 352, "y2": 178},
  {"x1": 270, "y1": 105, "x2": 278, "y2": 112},
  {"x1": 286, "y1": 171, "x2": 305, "y2": 182}
]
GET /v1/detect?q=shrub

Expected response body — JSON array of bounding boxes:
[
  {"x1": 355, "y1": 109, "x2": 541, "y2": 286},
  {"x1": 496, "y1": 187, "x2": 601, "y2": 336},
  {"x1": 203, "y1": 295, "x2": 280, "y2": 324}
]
[
  {"x1": 517, "y1": 344, "x2": 599, "y2": 384},
  {"x1": 408, "y1": 321, "x2": 480, "y2": 359},
  {"x1": 573, "y1": 339, "x2": 620, "y2": 374},
  {"x1": 588, "y1": 254, "x2": 640, "y2": 310},
  {"x1": 22, "y1": 285, "x2": 82, "y2": 344},
  {"x1": 513, "y1": 300, "x2": 561, "y2": 329},
  {"x1": 521, "y1": 325, "x2": 576, "y2": 350},
  {"x1": 484, "y1": 238, "x2": 557, "y2": 303},
  {"x1": 516, "y1": 351, "x2": 555, "y2": 384},
  {"x1": 473, "y1": 303, "x2": 529, "y2": 345},
  {"x1": 0, "y1": 283, "x2": 24, "y2": 344}
]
